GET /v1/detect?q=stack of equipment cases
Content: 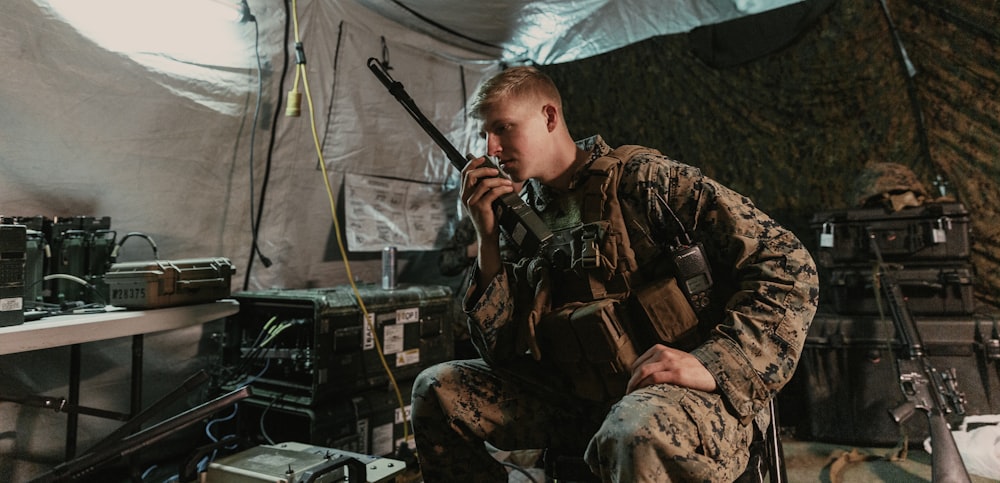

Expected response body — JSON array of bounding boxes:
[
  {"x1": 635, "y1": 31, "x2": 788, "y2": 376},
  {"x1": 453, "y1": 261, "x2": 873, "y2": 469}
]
[
  {"x1": 795, "y1": 201, "x2": 1000, "y2": 445},
  {"x1": 224, "y1": 283, "x2": 454, "y2": 457}
]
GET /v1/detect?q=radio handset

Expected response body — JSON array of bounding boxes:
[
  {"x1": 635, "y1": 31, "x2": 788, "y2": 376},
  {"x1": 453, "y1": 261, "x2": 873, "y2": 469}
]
[
  {"x1": 367, "y1": 58, "x2": 553, "y2": 256},
  {"x1": 466, "y1": 142, "x2": 512, "y2": 184},
  {"x1": 654, "y1": 192, "x2": 713, "y2": 311}
]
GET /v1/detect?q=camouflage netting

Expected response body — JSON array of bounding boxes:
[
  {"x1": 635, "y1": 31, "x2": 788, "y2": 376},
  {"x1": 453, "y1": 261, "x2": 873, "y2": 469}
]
[{"x1": 541, "y1": 0, "x2": 1000, "y2": 311}]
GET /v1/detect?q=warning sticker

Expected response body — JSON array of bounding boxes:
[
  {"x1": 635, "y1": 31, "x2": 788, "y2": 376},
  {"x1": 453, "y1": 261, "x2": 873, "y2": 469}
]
[
  {"x1": 0, "y1": 297, "x2": 23, "y2": 312},
  {"x1": 383, "y1": 324, "x2": 404, "y2": 354},
  {"x1": 395, "y1": 348, "x2": 420, "y2": 367}
]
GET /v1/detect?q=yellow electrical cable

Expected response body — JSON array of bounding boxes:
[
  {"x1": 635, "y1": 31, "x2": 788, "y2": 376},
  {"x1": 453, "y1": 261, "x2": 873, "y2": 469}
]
[
  {"x1": 262, "y1": 315, "x2": 278, "y2": 333},
  {"x1": 260, "y1": 321, "x2": 293, "y2": 348},
  {"x1": 289, "y1": 0, "x2": 412, "y2": 448}
]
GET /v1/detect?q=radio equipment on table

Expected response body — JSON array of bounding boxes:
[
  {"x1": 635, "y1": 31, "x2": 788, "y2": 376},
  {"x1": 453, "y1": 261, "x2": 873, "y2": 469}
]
[
  {"x1": 1, "y1": 215, "x2": 116, "y2": 309},
  {"x1": 0, "y1": 224, "x2": 27, "y2": 327},
  {"x1": 43, "y1": 216, "x2": 115, "y2": 304}
]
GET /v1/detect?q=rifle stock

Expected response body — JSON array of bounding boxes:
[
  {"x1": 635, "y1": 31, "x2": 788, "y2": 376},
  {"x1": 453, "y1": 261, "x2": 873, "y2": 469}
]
[
  {"x1": 868, "y1": 230, "x2": 972, "y2": 483},
  {"x1": 366, "y1": 58, "x2": 553, "y2": 256}
]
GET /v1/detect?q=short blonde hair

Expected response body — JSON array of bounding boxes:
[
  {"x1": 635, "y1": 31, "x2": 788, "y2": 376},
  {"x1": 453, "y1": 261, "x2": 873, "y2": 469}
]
[{"x1": 470, "y1": 66, "x2": 562, "y2": 119}]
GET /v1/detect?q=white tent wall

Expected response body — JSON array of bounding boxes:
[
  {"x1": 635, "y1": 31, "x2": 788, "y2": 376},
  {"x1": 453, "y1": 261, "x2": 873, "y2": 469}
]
[
  {"x1": 243, "y1": 1, "x2": 501, "y2": 290},
  {"x1": 0, "y1": 0, "x2": 498, "y2": 479}
]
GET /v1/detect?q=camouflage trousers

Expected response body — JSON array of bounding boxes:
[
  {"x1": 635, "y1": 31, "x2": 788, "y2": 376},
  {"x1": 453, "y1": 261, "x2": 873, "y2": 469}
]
[{"x1": 411, "y1": 358, "x2": 753, "y2": 482}]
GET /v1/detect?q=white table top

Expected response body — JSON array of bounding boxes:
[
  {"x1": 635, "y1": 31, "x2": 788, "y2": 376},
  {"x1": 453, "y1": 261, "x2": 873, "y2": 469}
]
[{"x1": 0, "y1": 299, "x2": 239, "y2": 355}]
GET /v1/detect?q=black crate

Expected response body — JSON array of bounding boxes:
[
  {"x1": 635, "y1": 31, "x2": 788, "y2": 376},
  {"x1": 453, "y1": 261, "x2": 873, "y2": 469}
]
[
  {"x1": 1, "y1": 217, "x2": 46, "y2": 305},
  {"x1": 810, "y1": 202, "x2": 971, "y2": 267},
  {"x1": 787, "y1": 312, "x2": 1000, "y2": 445},
  {"x1": 0, "y1": 224, "x2": 26, "y2": 327},
  {"x1": 238, "y1": 380, "x2": 414, "y2": 457},
  {"x1": 827, "y1": 263, "x2": 975, "y2": 315},
  {"x1": 224, "y1": 284, "x2": 454, "y2": 405}
]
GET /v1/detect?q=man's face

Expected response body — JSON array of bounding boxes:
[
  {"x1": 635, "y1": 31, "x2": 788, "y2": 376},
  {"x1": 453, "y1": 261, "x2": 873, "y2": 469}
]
[{"x1": 480, "y1": 95, "x2": 552, "y2": 182}]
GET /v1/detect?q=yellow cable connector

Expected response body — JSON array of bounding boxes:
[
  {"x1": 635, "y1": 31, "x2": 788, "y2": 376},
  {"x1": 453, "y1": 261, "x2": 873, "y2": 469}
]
[{"x1": 285, "y1": 89, "x2": 301, "y2": 117}]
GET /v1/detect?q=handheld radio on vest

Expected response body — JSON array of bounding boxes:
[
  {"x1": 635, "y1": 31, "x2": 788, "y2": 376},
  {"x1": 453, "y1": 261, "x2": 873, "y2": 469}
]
[
  {"x1": 654, "y1": 192, "x2": 713, "y2": 310},
  {"x1": 670, "y1": 242, "x2": 713, "y2": 311},
  {"x1": 367, "y1": 58, "x2": 553, "y2": 256}
]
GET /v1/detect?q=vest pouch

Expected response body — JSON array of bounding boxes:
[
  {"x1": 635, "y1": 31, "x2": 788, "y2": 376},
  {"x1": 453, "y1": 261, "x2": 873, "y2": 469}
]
[
  {"x1": 537, "y1": 299, "x2": 637, "y2": 402},
  {"x1": 627, "y1": 277, "x2": 700, "y2": 352}
]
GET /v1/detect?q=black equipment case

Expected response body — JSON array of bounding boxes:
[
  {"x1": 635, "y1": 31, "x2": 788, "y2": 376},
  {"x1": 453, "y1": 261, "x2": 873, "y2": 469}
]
[
  {"x1": 224, "y1": 284, "x2": 454, "y2": 405},
  {"x1": 788, "y1": 311, "x2": 1000, "y2": 446},
  {"x1": 238, "y1": 380, "x2": 414, "y2": 457},
  {"x1": 810, "y1": 202, "x2": 971, "y2": 268},
  {"x1": 827, "y1": 263, "x2": 976, "y2": 315},
  {"x1": 0, "y1": 224, "x2": 26, "y2": 327}
]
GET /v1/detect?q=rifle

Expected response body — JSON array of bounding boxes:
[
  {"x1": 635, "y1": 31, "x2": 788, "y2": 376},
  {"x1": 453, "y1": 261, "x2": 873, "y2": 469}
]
[
  {"x1": 367, "y1": 58, "x2": 553, "y2": 256},
  {"x1": 867, "y1": 230, "x2": 972, "y2": 483}
]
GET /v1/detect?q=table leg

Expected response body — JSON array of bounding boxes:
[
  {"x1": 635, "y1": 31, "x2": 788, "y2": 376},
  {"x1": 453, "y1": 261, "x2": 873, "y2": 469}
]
[
  {"x1": 66, "y1": 343, "x2": 81, "y2": 460},
  {"x1": 130, "y1": 334, "x2": 143, "y2": 416}
]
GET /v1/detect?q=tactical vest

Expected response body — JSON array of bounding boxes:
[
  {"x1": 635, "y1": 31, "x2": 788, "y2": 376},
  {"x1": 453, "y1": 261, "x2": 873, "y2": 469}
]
[
  {"x1": 536, "y1": 145, "x2": 644, "y2": 306},
  {"x1": 529, "y1": 145, "x2": 701, "y2": 403}
]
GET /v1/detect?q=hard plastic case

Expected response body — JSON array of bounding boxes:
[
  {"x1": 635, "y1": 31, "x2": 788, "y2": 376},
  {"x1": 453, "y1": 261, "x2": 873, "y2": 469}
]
[
  {"x1": 103, "y1": 257, "x2": 235, "y2": 309},
  {"x1": 238, "y1": 380, "x2": 414, "y2": 457},
  {"x1": 827, "y1": 263, "x2": 976, "y2": 315},
  {"x1": 225, "y1": 284, "x2": 454, "y2": 405},
  {"x1": 785, "y1": 311, "x2": 1000, "y2": 445},
  {"x1": 810, "y1": 202, "x2": 971, "y2": 267}
]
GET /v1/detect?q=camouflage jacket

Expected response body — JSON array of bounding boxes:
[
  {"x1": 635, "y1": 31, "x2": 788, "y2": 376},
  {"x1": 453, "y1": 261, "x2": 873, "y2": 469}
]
[
  {"x1": 440, "y1": 212, "x2": 522, "y2": 278},
  {"x1": 465, "y1": 135, "x2": 819, "y2": 424},
  {"x1": 439, "y1": 216, "x2": 478, "y2": 277}
]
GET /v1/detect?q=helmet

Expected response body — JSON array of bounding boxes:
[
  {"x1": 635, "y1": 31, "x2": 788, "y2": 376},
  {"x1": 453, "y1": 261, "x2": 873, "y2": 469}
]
[{"x1": 850, "y1": 162, "x2": 928, "y2": 210}]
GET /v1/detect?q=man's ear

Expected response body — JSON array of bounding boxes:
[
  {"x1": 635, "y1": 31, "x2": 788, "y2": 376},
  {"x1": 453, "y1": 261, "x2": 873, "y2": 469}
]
[{"x1": 542, "y1": 104, "x2": 558, "y2": 132}]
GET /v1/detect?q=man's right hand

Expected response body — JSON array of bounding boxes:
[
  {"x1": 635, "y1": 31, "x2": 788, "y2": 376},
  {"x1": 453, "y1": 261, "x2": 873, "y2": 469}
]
[
  {"x1": 461, "y1": 155, "x2": 515, "y2": 282},
  {"x1": 462, "y1": 156, "x2": 515, "y2": 237},
  {"x1": 627, "y1": 344, "x2": 718, "y2": 394}
]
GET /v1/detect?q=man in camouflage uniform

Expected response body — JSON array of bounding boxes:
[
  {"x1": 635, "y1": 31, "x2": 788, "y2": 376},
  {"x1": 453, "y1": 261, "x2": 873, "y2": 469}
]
[{"x1": 411, "y1": 66, "x2": 819, "y2": 482}]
